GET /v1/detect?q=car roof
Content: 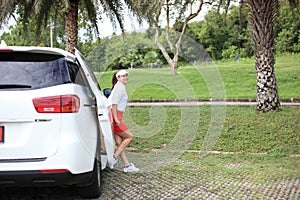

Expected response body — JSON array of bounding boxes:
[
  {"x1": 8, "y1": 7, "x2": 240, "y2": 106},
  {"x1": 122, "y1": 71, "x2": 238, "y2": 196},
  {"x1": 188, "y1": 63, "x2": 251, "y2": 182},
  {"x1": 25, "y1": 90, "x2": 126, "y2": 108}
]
[{"x1": 0, "y1": 42, "x2": 76, "y2": 62}]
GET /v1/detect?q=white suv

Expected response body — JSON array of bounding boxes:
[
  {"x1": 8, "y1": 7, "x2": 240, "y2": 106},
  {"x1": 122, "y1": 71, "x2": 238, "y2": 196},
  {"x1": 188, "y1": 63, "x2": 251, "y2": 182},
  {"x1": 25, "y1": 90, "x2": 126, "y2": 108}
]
[{"x1": 0, "y1": 42, "x2": 115, "y2": 198}]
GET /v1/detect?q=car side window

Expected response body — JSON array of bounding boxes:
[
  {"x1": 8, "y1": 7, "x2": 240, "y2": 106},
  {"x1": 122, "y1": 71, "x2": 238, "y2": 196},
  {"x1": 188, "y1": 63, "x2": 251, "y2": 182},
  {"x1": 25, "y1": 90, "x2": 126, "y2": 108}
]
[
  {"x1": 67, "y1": 62, "x2": 86, "y2": 86},
  {"x1": 68, "y1": 62, "x2": 95, "y2": 98},
  {"x1": 75, "y1": 51, "x2": 101, "y2": 91}
]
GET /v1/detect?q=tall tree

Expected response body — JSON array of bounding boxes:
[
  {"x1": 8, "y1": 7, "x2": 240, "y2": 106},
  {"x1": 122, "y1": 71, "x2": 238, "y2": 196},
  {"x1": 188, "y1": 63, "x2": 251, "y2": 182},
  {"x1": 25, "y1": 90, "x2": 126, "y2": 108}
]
[
  {"x1": 244, "y1": 0, "x2": 281, "y2": 111},
  {"x1": 128, "y1": 0, "x2": 237, "y2": 75},
  {"x1": 242, "y1": 0, "x2": 299, "y2": 111},
  {"x1": 155, "y1": 0, "x2": 204, "y2": 75},
  {"x1": 153, "y1": 0, "x2": 206, "y2": 75},
  {"x1": 0, "y1": 0, "x2": 126, "y2": 54}
]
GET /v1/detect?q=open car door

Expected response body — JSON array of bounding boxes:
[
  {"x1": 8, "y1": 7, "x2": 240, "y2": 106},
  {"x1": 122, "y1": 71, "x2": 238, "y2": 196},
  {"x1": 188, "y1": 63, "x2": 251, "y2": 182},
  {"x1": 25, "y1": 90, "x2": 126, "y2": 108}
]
[{"x1": 75, "y1": 49, "x2": 115, "y2": 169}]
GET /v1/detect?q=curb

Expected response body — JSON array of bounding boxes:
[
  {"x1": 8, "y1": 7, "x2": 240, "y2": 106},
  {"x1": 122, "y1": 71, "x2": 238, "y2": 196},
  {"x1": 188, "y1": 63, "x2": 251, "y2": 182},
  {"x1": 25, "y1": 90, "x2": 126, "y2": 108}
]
[
  {"x1": 129, "y1": 98, "x2": 300, "y2": 103},
  {"x1": 128, "y1": 98, "x2": 300, "y2": 107}
]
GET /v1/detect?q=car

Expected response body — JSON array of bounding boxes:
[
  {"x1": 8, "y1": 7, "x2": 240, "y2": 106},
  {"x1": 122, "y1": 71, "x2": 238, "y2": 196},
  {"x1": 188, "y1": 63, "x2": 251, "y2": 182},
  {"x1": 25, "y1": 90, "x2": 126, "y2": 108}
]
[{"x1": 0, "y1": 41, "x2": 115, "y2": 198}]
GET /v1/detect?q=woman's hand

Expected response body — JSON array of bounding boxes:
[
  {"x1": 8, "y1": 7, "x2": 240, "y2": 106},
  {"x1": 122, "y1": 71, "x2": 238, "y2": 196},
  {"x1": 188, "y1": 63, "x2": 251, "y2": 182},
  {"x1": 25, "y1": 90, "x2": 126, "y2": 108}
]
[
  {"x1": 112, "y1": 104, "x2": 120, "y2": 126},
  {"x1": 114, "y1": 118, "x2": 120, "y2": 126}
]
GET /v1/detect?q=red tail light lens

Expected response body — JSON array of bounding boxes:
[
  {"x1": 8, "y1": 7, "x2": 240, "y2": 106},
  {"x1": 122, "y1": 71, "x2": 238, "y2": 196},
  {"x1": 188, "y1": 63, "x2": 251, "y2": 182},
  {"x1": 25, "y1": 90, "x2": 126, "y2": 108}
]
[
  {"x1": 0, "y1": 48, "x2": 13, "y2": 52},
  {"x1": 40, "y1": 169, "x2": 69, "y2": 173},
  {"x1": 33, "y1": 95, "x2": 80, "y2": 113}
]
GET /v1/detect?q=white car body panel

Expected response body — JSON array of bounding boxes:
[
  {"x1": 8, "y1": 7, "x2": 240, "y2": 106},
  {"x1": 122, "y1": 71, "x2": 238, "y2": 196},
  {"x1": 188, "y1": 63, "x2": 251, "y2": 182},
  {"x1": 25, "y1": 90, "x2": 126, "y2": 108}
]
[
  {"x1": 0, "y1": 84, "x2": 98, "y2": 173},
  {"x1": 0, "y1": 46, "x2": 114, "y2": 177}
]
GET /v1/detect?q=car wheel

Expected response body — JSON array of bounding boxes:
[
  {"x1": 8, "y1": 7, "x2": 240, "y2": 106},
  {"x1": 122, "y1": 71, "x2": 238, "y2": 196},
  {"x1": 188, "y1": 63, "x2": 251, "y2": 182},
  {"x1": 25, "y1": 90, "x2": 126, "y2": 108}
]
[{"x1": 78, "y1": 155, "x2": 103, "y2": 198}]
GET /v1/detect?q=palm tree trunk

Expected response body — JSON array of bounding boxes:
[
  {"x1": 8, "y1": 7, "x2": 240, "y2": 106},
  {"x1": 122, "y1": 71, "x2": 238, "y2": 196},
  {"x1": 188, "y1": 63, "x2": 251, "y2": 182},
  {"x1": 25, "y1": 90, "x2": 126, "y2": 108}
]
[
  {"x1": 247, "y1": 0, "x2": 281, "y2": 112},
  {"x1": 65, "y1": 0, "x2": 79, "y2": 54}
]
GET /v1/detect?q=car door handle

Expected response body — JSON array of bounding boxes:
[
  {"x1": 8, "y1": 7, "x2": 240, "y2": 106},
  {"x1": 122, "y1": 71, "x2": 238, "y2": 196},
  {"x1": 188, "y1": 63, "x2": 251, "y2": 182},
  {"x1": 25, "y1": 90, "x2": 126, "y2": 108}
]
[{"x1": 84, "y1": 103, "x2": 96, "y2": 107}]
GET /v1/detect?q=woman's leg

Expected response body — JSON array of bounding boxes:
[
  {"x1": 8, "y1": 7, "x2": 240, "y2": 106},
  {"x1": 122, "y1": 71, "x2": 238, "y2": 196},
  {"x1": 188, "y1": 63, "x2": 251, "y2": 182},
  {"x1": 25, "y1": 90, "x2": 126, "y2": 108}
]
[
  {"x1": 113, "y1": 129, "x2": 133, "y2": 159},
  {"x1": 114, "y1": 134, "x2": 130, "y2": 166}
]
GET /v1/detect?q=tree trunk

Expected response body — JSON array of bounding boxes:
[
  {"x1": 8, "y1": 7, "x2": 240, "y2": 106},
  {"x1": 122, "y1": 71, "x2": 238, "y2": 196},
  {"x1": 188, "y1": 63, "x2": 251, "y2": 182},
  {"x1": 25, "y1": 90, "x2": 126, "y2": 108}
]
[
  {"x1": 154, "y1": 0, "x2": 204, "y2": 75},
  {"x1": 170, "y1": 62, "x2": 177, "y2": 75},
  {"x1": 247, "y1": 0, "x2": 281, "y2": 112},
  {"x1": 65, "y1": 0, "x2": 79, "y2": 54},
  {"x1": 255, "y1": 50, "x2": 280, "y2": 111}
]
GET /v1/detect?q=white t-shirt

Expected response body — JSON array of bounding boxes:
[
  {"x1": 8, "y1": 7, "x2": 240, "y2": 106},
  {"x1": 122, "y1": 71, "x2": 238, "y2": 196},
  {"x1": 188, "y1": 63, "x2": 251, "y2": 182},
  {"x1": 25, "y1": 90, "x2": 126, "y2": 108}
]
[{"x1": 108, "y1": 81, "x2": 128, "y2": 112}]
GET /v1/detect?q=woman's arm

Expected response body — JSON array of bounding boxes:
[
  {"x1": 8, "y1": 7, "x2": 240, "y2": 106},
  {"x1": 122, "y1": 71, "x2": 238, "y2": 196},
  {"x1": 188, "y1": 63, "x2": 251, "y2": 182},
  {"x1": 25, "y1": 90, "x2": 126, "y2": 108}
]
[{"x1": 111, "y1": 104, "x2": 120, "y2": 126}]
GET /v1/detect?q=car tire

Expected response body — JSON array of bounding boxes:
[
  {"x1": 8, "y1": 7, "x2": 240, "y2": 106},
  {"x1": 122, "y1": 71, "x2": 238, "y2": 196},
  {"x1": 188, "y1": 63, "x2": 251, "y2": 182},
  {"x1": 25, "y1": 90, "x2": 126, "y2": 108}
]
[{"x1": 78, "y1": 154, "x2": 103, "y2": 198}]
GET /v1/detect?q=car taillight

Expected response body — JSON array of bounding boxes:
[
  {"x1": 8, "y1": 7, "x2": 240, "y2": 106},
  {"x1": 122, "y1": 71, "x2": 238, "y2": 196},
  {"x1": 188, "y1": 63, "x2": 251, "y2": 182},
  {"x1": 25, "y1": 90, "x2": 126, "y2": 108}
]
[
  {"x1": 33, "y1": 95, "x2": 80, "y2": 113},
  {"x1": 0, "y1": 48, "x2": 13, "y2": 52},
  {"x1": 0, "y1": 41, "x2": 12, "y2": 52},
  {"x1": 40, "y1": 169, "x2": 69, "y2": 173}
]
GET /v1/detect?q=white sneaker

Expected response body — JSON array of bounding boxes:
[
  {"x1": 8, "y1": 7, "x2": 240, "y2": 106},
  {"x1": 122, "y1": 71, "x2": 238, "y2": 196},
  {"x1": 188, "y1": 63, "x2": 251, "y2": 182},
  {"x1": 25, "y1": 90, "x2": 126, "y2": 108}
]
[
  {"x1": 112, "y1": 156, "x2": 118, "y2": 167},
  {"x1": 123, "y1": 163, "x2": 139, "y2": 173}
]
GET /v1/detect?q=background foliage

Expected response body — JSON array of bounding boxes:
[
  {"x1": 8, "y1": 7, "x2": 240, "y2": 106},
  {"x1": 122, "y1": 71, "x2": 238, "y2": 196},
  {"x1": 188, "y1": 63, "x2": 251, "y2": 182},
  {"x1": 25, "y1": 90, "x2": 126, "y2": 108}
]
[{"x1": 1, "y1": 3, "x2": 299, "y2": 71}]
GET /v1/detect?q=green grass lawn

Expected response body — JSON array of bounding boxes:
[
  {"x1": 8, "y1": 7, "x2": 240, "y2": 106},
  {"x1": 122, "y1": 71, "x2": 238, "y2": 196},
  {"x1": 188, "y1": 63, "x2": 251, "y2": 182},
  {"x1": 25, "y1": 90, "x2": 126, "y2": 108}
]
[
  {"x1": 125, "y1": 106, "x2": 300, "y2": 156},
  {"x1": 124, "y1": 105, "x2": 300, "y2": 181},
  {"x1": 96, "y1": 55, "x2": 300, "y2": 179},
  {"x1": 171, "y1": 153, "x2": 300, "y2": 183},
  {"x1": 96, "y1": 54, "x2": 300, "y2": 100}
]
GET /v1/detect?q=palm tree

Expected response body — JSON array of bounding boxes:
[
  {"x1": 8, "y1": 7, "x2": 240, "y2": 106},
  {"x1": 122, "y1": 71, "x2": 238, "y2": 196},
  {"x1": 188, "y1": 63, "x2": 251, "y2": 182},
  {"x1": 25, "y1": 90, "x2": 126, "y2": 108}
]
[
  {"x1": 242, "y1": 0, "x2": 299, "y2": 112},
  {"x1": 243, "y1": 0, "x2": 280, "y2": 111},
  {"x1": 0, "y1": 0, "x2": 126, "y2": 54}
]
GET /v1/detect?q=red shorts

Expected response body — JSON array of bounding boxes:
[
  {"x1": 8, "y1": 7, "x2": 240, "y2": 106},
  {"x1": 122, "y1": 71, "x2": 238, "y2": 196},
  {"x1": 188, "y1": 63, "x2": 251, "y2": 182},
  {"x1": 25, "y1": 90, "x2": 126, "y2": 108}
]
[{"x1": 110, "y1": 110, "x2": 128, "y2": 133}]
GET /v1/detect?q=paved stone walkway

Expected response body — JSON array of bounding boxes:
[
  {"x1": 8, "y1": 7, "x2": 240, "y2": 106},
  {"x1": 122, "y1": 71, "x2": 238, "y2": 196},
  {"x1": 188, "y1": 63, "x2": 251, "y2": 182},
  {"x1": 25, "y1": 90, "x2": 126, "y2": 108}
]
[
  {"x1": 1, "y1": 156, "x2": 299, "y2": 199},
  {"x1": 101, "y1": 160, "x2": 300, "y2": 200}
]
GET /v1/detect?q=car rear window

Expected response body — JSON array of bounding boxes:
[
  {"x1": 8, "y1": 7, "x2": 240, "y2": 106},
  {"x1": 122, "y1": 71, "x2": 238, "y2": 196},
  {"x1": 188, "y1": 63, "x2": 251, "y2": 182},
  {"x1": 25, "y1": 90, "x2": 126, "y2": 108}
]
[{"x1": 0, "y1": 52, "x2": 75, "y2": 90}]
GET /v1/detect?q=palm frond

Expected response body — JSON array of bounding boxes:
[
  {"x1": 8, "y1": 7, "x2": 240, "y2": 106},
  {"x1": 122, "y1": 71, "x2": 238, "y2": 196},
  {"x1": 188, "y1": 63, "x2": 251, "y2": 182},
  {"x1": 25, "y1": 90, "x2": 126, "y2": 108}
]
[
  {"x1": 288, "y1": 0, "x2": 299, "y2": 8},
  {"x1": 82, "y1": 0, "x2": 99, "y2": 32},
  {"x1": 99, "y1": 0, "x2": 125, "y2": 32},
  {"x1": 0, "y1": 0, "x2": 19, "y2": 25},
  {"x1": 124, "y1": 0, "x2": 162, "y2": 24}
]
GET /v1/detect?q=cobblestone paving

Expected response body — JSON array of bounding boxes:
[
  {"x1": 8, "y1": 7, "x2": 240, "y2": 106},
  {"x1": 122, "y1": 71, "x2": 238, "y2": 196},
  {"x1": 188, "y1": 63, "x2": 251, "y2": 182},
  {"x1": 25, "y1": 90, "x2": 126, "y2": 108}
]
[
  {"x1": 1, "y1": 157, "x2": 299, "y2": 199},
  {"x1": 101, "y1": 164, "x2": 300, "y2": 200}
]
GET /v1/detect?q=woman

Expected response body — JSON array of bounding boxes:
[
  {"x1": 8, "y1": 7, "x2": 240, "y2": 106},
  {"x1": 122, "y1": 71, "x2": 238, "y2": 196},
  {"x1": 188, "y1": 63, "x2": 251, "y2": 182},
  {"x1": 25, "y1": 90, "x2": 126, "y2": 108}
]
[{"x1": 109, "y1": 69, "x2": 139, "y2": 173}]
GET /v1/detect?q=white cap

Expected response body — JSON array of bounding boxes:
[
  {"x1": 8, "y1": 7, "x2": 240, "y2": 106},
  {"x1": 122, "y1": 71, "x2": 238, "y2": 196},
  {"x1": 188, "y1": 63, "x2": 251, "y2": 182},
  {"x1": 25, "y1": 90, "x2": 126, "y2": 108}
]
[{"x1": 116, "y1": 69, "x2": 128, "y2": 77}]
